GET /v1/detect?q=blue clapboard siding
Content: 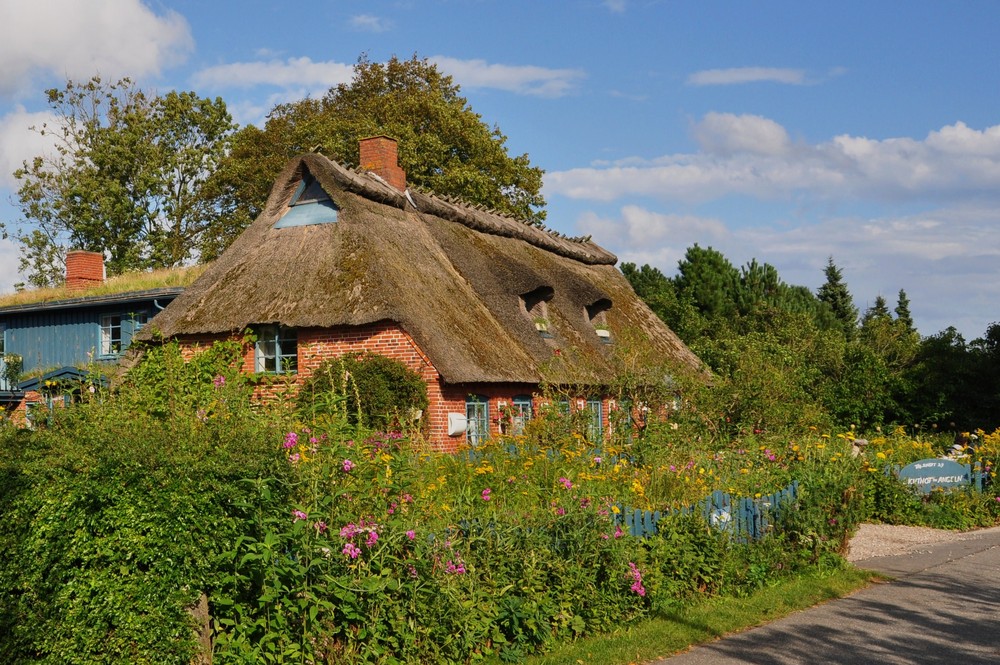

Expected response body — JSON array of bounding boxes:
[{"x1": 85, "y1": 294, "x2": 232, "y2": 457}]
[{"x1": 0, "y1": 289, "x2": 181, "y2": 376}]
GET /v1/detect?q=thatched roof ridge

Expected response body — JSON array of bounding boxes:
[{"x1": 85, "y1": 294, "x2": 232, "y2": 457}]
[
  {"x1": 272, "y1": 153, "x2": 617, "y2": 266},
  {"x1": 407, "y1": 189, "x2": 617, "y2": 265}
]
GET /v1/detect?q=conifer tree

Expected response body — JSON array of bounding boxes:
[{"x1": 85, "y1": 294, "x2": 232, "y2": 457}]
[
  {"x1": 817, "y1": 257, "x2": 858, "y2": 340},
  {"x1": 862, "y1": 295, "x2": 891, "y2": 325},
  {"x1": 895, "y1": 289, "x2": 915, "y2": 333}
]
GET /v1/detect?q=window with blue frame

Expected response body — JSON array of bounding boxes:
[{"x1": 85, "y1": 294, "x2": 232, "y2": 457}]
[
  {"x1": 585, "y1": 398, "x2": 604, "y2": 442},
  {"x1": 615, "y1": 398, "x2": 634, "y2": 443},
  {"x1": 99, "y1": 312, "x2": 148, "y2": 357},
  {"x1": 99, "y1": 314, "x2": 122, "y2": 356},
  {"x1": 511, "y1": 394, "x2": 533, "y2": 435},
  {"x1": 255, "y1": 325, "x2": 298, "y2": 374},
  {"x1": 466, "y1": 395, "x2": 489, "y2": 447},
  {"x1": 274, "y1": 173, "x2": 339, "y2": 229}
]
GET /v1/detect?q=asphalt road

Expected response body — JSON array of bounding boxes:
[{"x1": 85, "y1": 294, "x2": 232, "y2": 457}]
[{"x1": 654, "y1": 525, "x2": 1000, "y2": 665}]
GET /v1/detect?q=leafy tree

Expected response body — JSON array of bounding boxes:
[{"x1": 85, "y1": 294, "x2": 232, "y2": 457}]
[
  {"x1": 817, "y1": 257, "x2": 858, "y2": 340},
  {"x1": 214, "y1": 54, "x2": 546, "y2": 253},
  {"x1": 11, "y1": 77, "x2": 237, "y2": 285}
]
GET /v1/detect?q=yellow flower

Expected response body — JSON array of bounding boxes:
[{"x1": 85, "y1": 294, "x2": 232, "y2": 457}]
[
  {"x1": 611, "y1": 505, "x2": 621, "y2": 514},
  {"x1": 876, "y1": 452, "x2": 887, "y2": 460}
]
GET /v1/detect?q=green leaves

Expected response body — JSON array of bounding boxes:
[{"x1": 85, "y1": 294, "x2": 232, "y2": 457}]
[
  {"x1": 216, "y1": 54, "x2": 546, "y2": 240},
  {"x1": 12, "y1": 77, "x2": 237, "y2": 285}
]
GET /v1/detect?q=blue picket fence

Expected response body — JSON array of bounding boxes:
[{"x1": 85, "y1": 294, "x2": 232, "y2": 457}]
[
  {"x1": 615, "y1": 481, "x2": 800, "y2": 541},
  {"x1": 456, "y1": 445, "x2": 800, "y2": 542}
]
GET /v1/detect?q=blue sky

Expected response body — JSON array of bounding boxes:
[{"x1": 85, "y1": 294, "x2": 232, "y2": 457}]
[{"x1": 2, "y1": 0, "x2": 999, "y2": 338}]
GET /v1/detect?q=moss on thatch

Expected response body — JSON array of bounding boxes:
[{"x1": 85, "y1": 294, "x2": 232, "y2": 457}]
[{"x1": 147, "y1": 153, "x2": 702, "y2": 385}]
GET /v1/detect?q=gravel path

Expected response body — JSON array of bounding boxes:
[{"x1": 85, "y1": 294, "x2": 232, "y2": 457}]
[{"x1": 845, "y1": 523, "x2": 975, "y2": 561}]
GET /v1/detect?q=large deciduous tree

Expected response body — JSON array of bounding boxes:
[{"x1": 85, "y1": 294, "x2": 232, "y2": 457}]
[
  {"x1": 11, "y1": 77, "x2": 236, "y2": 285},
  {"x1": 210, "y1": 54, "x2": 546, "y2": 259}
]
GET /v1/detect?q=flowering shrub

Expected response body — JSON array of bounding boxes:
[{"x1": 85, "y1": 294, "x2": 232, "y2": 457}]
[{"x1": 4, "y1": 339, "x2": 1000, "y2": 663}]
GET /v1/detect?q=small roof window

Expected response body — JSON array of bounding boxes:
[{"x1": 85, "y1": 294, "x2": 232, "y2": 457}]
[
  {"x1": 587, "y1": 298, "x2": 613, "y2": 344},
  {"x1": 521, "y1": 286, "x2": 554, "y2": 338},
  {"x1": 274, "y1": 174, "x2": 339, "y2": 229}
]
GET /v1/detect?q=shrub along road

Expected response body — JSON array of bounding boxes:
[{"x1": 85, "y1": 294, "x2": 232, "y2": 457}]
[{"x1": 655, "y1": 525, "x2": 1000, "y2": 664}]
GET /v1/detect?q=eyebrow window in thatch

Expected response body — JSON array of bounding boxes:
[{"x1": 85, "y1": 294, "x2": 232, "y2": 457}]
[
  {"x1": 586, "y1": 298, "x2": 613, "y2": 344},
  {"x1": 521, "y1": 286, "x2": 554, "y2": 338},
  {"x1": 274, "y1": 174, "x2": 339, "y2": 229}
]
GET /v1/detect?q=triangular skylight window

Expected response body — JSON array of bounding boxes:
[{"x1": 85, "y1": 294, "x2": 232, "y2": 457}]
[{"x1": 274, "y1": 173, "x2": 339, "y2": 228}]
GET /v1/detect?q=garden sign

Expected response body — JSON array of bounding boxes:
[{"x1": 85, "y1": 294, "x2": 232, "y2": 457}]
[{"x1": 897, "y1": 458, "x2": 974, "y2": 493}]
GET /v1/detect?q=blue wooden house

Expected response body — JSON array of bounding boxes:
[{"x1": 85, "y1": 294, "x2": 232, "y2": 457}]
[{"x1": 0, "y1": 251, "x2": 192, "y2": 421}]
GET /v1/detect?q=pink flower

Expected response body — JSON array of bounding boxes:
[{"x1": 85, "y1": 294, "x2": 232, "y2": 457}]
[
  {"x1": 614, "y1": 525, "x2": 623, "y2": 539},
  {"x1": 481, "y1": 488, "x2": 492, "y2": 502},
  {"x1": 406, "y1": 530, "x2": 416, "y2": 540},
  {"x1": 627, "y1": 562, "x2": 646, "y2": 597},
  {"x1": 446, "y1": 560, "x2": 466, "y2": 575},
  {"x1": 402, "y1": 493, "x2": 414, "y2": 503},
  {"x1": 340, "y1": 523, "x2": 360, "y2": 539},
  {"x1": 366, "y1": 530, "x2": 379, "y2": 547},
  {"x1": 593, "y1": 456, "x2": 602, "y2": 465},
  {"x1": 314, "y1": 521, "x2": 328, "y2": 533},
  {"x1": 288, "y1": 453, "x2": 300, "y2": 463},
  {"x1": 343, "y1": 543, "x2": 361, "y2": 559},
  {"x1": 669, "y1": 465, "x2": 677, "y2": 472},
  {"x1": 292, "y1": 510, "x2": 308, "y2": 521},
  {"x1": 213, "y1": 375, "x2": 226, "y2": 388},
  {"x1": 555, "y1": 506, "x2": 566, "y2": 516},
  {"x1": 283, "y1": 432, "x2": 298, "y2": 449},
  {"x1": 342, "y1": 459, "x2": 355, "y2": 472},
  {"x1": 558, "y1": 477, "x2": 573, "y2": 490}
]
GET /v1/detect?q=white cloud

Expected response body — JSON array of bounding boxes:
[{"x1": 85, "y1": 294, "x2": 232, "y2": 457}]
[
  {"x1": 687, "y1": 67, "x2": 806, "y2": 86},
  {"x1": 578, "y1": 205, "x2": 727, "y2": 251},
  {"x1": 0, "y1": 0, "x2": 193, "y2": 97},
  {"x1": 192, "y1": 57, "x2": 354, "y2": 90},
  {"x1": 546, "y1": 115, "x2": 1000, "y2": 204},
  {"x1": 350, "y1": 14, "x2": 392, "y2": 32},
  {"x1": 430, "y1": 56, "x2": 585, "y2": 98},
  {"x1": 0, "y1": 107, "x2": 58, "y2": 189},
  {"x1": 694, "y1": 112, "x2": 792, "y2": 156},
  {"x1": 603, "y1": 0, "x2": 627, "y2": 12}
]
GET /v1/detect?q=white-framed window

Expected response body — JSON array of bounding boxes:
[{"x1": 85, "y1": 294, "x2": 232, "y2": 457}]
[
  {"x1": 511, "y1": 394, "x2": 533, "y2": 436},
  {"x1": 254, "y1": 325, "x2": 298, "y2": 374},
  {"x1": 585, "y1": 398, "x2": 604, "y2": 442},
  {"x1": 100, "y1": 314, "x2": 122, "y2": 356},
  {"x1": 466, "y1": 395, "x2": 489, "y2": 447},
  {"x1": 0, "y1": 322, "x2": 6, "y2": 356}
]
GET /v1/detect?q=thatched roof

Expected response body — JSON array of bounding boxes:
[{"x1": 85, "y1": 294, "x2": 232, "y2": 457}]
[{"x1": 147, "y1": 153, "x2": 701, "y2": 384}]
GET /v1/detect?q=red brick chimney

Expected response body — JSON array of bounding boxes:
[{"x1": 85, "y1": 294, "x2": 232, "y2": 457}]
[
  {"x1": 359, "y1": 135, "x2": 406, "y2": 191},
  {"x1": 65, "y1": 250, "x2": 105, "y2": 291}
]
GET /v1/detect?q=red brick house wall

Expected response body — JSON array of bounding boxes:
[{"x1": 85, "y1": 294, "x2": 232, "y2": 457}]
[{"x1": 173, "y1": 321, "x2": 619, "y2": 452}]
